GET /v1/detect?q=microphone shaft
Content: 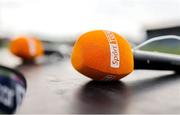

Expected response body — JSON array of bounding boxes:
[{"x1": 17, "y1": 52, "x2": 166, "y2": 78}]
[{"x1": 133, "y1": 50, "x2": 180, "y2": 71}]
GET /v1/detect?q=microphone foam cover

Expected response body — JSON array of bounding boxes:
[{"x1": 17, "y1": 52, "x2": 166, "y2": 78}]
[
  {"x1": 9, "y1": 36, "x2": 44, "y2": 60},
  {"x1": 71, "y1": 30, "x2": 134, "y2": 81}
]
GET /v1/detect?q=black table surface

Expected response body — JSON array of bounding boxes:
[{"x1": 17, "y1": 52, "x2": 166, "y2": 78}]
[{"x1": 16, "y1": 58, "x2": 180, "y2": 114}]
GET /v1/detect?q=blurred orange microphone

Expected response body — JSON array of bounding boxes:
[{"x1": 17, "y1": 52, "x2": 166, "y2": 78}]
[
  {"x1": 71, "y1": 30, "x2": 134, "y2": 81},
  {"x1": 9, "y1": 35, "x2": 65, "y2": 62},
  {"x1": 9, "y1": 36, "x2": 44, "y2": 60}
]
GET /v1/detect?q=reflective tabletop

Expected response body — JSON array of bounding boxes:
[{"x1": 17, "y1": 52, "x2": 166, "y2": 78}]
[{"x1": 16, "y1": 59, "x2": 180, "y2": 114}]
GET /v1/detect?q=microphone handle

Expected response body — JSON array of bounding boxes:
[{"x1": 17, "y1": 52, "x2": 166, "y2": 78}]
[{"x1": 133, "y1": 50, "x2": 180, "y2": 71}]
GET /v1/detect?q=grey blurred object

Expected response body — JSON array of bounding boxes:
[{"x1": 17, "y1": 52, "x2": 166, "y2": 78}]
[
  {"x1": 0, "y1": 38, "x2": 8, "y2": 48},
  {"x1": 135, "y1": 35, "x2": 180, "y2": 55},
  {"x1": 133, "y1": 35, "x2": 180, "y2": 71},
  {"x1": 146, "y1": 26, "x2": 180, "y2": 39},
  {"x1": 42, "y1": 40, "x2": 74, "y2": 58}
]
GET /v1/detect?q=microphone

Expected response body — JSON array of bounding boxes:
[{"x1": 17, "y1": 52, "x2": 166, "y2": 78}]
[
  {"x1": 9, "y1": 36, "x2": 64, "y2": 61},
  {"x1": 71, "y1": 30, "x2": 134, "y2": 81},
  {"x1": 133, "y1": 35, "x2": 180, "y2": 71},
  {"x1": 133, "y1": 50, "x2": 180, "y2": 71},
  {"x1": 9, "y1": 36, "x2": 44, "y2": 60},
  {"x1": 71, "y1": 30, "x2": 180, "y2": 81},
  {"x1": 0, "y1": 65, "x2": 27, "y2": 114}
]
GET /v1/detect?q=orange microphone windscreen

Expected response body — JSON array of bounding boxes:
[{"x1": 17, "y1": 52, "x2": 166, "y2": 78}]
[
  {"x1": 9, "y1": 36, "x2": 44, "y2": 60},
  {"x1": 71, "y1": 30, "x2": 134, "y2": 81}
]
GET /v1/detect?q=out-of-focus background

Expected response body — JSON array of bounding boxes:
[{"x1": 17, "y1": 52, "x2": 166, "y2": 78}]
[
  {"x1": 1, "y1": 0, "x2": 180, "y2": 67},
  {"x1": 1, "y1": 0, "x2": 180, "y2": 43}
]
